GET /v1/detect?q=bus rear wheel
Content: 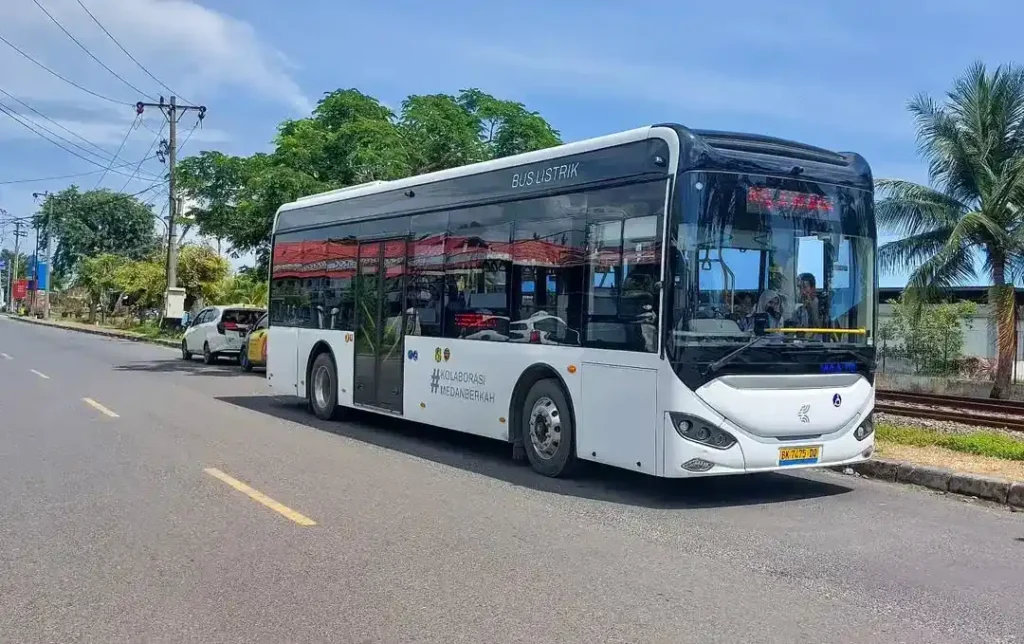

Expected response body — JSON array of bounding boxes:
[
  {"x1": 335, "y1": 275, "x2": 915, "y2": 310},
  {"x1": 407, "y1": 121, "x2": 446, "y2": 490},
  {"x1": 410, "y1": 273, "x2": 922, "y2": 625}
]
[
  {"x1": 521, "y1": 378, "x2": 578, "y2": 477},
  {"x1": 309, "y1": 352, "x2": 339, "y2": 421}
]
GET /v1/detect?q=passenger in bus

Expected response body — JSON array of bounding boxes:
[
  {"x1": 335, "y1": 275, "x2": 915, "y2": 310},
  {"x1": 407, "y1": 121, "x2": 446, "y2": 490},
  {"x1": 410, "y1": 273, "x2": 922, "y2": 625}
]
[{"x1": 793, "y1": 272, "x2": 822, "y2": 330}]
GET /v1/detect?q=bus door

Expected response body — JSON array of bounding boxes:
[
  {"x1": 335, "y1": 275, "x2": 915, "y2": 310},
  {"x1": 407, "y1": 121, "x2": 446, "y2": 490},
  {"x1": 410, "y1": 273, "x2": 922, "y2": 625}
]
[{"x1": 353, "y1": 239, "x2": 407, "y2": 413}]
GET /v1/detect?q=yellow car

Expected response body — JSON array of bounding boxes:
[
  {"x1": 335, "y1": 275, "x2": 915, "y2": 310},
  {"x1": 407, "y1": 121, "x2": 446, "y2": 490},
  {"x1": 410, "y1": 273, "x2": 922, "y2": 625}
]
[{"x1": 240, "y1": 313, "x2": 268, "y2": 372}]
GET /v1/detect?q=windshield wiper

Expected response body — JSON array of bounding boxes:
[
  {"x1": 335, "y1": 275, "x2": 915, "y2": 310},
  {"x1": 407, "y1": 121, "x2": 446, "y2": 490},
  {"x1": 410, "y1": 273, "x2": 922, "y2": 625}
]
[{"x1": 704, "y1": 335, "x2": 776, "y2": 375}]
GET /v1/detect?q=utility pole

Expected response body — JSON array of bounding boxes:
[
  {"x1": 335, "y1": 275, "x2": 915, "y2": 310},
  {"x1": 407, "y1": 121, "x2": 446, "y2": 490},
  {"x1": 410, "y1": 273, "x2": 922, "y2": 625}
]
[
  {"x1": 32, "y1": 191, "x2": 52, "y2": 319},
  {"x1": 135, "y1": 96, "x2": 206, "y2": 322},
  {"x1": 8, "y1": 220, "x2": 26, "y2": 312}
]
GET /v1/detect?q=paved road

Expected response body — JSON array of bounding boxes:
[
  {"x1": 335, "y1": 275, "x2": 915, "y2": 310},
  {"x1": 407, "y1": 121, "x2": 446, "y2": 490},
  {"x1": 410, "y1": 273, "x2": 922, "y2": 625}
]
[{"x1": 1, "y1": 317, "x2": 1022, "y2": 644}]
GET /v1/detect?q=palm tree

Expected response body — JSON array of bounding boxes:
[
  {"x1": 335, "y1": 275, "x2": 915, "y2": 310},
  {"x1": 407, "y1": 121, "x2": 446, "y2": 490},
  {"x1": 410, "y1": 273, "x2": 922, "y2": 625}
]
[{"x1": 877, "y1": 62, "x2": 1024, "y2": 399}]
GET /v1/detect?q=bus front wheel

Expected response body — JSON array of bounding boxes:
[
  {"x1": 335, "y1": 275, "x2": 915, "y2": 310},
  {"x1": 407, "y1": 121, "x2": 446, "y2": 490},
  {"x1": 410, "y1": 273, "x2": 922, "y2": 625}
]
[
  {"x1": 521, "y1": 378, "x2": 578, "y2": 477},
  {"x1": 309, "y1": 352, "x2": 339, "y2": 421}
]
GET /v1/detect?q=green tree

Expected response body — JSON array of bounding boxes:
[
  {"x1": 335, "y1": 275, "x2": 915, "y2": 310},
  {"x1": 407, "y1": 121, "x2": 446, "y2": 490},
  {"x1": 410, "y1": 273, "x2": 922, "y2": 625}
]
[
  {"x1": 876, "y1": 62, "x2": 1024, "y2": 398},
  {"x1": 175, "y1": 87, "x2": 560, "y2": 273},
  {"x1": 887, "y1": 295, "x2": 977, "y2": 374},
  {"x1": 177, "y1": 243, "x2": 230, "y2": 308},
  {"x1": 1, "y1": 249, "x2": 28, "y2": 279},
  {"x1": 35, "y1": 187, "x2": 160, "y2": 279},
  {"x1": 114, "y1": 257, "x2": 165, "y2": 316},
  {"x1": 218, "y1": 272, "x2": 268, "y2": 307},
  {"x1": 76, "y1": 253, "x2": 126, "y2": 323}
]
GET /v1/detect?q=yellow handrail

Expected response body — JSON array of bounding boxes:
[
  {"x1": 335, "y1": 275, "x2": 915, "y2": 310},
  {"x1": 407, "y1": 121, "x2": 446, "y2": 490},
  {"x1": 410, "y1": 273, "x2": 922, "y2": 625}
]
[{"x1": 765, "y1": 328, "x2": 868, "y2": 335}]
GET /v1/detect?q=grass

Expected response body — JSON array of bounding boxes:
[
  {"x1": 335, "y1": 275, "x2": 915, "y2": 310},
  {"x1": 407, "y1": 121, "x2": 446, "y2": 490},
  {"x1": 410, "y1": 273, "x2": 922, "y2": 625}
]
[{"x1": 877, "y1": 423, "x2": 1024, "y2": 462}]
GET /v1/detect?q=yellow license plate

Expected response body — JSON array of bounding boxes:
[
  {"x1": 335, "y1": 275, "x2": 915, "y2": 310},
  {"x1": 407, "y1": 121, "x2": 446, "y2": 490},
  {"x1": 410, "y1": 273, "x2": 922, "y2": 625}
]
[{"x1": 778, "y1": 446, "x2": 821, "y2": 466}]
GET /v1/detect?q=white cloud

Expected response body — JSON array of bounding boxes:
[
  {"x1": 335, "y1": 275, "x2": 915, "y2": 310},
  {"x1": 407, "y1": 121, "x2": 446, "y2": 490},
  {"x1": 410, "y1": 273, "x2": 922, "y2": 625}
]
[{"x1": 0, "y1": 0, "x2": 310, "y2": 130}]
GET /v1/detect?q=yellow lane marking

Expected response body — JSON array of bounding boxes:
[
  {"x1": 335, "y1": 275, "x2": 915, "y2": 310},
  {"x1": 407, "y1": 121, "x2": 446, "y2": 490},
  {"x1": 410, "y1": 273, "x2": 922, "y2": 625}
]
[
  {"x1": 203, "y1": 467, "x2": 317, "y2": 527},
  {"x1": 82, "y1": 397, "x2": 120, "y2": 418},
  {"x1": 30, "y1": 369, "x2": 50, "y2": 379},
  {"x1": 0, "y1": 353, "x2": 12, "y2": 360}
]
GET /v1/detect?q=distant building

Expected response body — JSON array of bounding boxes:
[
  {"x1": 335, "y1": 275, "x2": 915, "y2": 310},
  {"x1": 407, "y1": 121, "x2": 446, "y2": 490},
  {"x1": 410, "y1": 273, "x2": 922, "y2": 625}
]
[{"x1": 878, "y1": 286, "x2": 1024, "y2": 362}]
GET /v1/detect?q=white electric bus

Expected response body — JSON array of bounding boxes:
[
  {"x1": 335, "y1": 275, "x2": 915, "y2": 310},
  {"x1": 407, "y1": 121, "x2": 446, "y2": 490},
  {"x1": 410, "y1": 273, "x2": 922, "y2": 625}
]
[{"x1": 267, "y1": 124, "x2": 877, "y2": 478}]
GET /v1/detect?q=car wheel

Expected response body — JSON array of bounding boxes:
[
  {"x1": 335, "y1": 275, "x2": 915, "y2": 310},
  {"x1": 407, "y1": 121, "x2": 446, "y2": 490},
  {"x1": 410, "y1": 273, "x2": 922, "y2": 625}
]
[
  {"x1": 309, "y1": 352, "x2": 339, "y2": 420},
  {"x1": 181, "y1": 339, "x2": 192, "y2": 361},
  {"x1": 521, "y1": 378, "x2": 579, "y2": 478},
  {"x1": 203, "y1": 342, "x2": 215, "y2": 365}
]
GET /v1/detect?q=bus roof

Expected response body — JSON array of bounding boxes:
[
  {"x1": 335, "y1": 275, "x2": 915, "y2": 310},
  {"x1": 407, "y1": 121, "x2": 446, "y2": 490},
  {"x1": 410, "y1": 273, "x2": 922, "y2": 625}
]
[
  {"x1": 278, "y1": 126, "x2": 657, "y2": 214},
  {"x1": 274, "y1": 124, "x2": 872, "y2": 234}
]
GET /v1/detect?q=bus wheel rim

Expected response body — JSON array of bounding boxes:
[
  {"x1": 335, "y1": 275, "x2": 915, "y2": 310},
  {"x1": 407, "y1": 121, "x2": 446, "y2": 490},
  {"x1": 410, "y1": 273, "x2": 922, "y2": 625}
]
[
  {"x1": 528, "y1": 396, "x2": 561, "y2": 460},
  {"x1": 313, "y1": 365, "x2": 331, "y2": 410}
]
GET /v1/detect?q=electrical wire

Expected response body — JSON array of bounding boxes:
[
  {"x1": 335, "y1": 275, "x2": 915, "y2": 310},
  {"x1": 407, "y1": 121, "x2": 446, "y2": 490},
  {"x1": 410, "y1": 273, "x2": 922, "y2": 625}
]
[
  {"x1": 0, "y1": 162, "x2": 148, "y2": 185},
  {"x1": 119, "y1": 119, "x2": 165, "y2": 191},
  {"x1": 73, "y1": 0, "x2": 189, "y2": 104},
  {"x1": 176, "y1": 117, "x2": 201, "y2": 155},
  {"x1": 0, "y1": 85, "x2": 116, "y2": 163},
  {"x1": 94, "y1": 113, "x2": 140, "y2": 188},
  {"x1": 0, "y1": 181, "x2": 170, "y2": 228},
  {"x1": 0, "y1": 33, "x2": 130, "y2": 106},
  {"x1": 0, "y1": 102, "x2": 159, "y2": 182},
  {"x1": 30, "y1": 0, "x2": 155, "y2": 100}
]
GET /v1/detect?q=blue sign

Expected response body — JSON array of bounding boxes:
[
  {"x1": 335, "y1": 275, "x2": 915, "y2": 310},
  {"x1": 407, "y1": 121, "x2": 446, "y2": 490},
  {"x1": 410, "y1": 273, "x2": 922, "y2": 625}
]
[
  {"x1": 26, "y1": 256, "x2": 48, "y2": 290},
  {"x1": 820, "y1": 361, "x2": 857, "y2": 374}
]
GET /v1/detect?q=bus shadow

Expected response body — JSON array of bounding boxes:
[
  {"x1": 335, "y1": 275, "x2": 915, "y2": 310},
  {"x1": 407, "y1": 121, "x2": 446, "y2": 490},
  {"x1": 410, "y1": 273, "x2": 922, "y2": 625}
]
[{"x1": 216, "y1": 395, "x2": 854, "y2": 509}]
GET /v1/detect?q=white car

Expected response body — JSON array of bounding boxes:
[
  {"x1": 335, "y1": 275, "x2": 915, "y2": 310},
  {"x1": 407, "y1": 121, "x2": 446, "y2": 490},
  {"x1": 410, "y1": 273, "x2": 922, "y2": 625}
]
[
  {"x1": 181, "y1": 305, "x2": 266, "y2": 364},
  {"x1": 508, "y1": 311, "x2": 581, "y2": 345}
]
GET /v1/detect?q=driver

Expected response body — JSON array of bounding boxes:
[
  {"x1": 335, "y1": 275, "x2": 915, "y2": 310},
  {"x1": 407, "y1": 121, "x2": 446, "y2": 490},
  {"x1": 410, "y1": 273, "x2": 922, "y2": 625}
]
[{"x1": 740, "y1": 289, "x2": 784, "y2": 332}]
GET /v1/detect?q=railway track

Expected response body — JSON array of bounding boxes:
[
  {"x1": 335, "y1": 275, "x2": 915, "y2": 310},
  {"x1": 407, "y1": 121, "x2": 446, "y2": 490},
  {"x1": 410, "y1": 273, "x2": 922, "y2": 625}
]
[{"x1": 875, "y1": 390, "x2": 1024, "y2": 432}]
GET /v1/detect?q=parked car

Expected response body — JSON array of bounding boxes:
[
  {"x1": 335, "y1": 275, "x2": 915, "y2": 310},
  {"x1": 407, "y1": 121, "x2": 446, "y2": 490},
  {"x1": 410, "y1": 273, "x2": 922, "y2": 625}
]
[
  {"x1": 239, "y1": 312, "x2": 269, "y2": 372},
  {"x1": 181, "y1": 305, "x2": 266, "y2": 364}
]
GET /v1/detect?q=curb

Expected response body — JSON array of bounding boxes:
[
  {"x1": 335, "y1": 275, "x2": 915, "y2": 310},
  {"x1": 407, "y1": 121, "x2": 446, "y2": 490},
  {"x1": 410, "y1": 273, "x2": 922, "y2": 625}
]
[
  {"x1": 2, "y1": 314, "x2": 180, "y2": 348},
  {"x1": 833, "y1": 458, "x2": 1024, "y2": 509}
]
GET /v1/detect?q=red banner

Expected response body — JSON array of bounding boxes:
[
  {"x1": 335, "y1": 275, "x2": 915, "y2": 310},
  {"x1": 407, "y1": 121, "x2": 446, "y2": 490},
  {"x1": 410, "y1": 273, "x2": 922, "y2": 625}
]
[{"x1": 12, "y1": 279, "x2": 28, "y2": 300}]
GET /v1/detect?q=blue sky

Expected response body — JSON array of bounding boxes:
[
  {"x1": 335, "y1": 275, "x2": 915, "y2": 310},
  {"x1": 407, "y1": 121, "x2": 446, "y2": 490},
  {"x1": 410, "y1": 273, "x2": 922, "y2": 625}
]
[{"x1": 0, "y1": 0, "x2": 1020, "y2": 287}]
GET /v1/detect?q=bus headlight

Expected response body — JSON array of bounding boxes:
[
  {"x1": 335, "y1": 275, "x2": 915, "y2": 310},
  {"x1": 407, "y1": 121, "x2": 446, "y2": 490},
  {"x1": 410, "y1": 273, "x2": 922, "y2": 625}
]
[
  {"x1": 669, "y1": 412, "x2": 737, "y2": 450},
  {"x1": 854, "y1": 417, "x2": 875, "y2": 441}
]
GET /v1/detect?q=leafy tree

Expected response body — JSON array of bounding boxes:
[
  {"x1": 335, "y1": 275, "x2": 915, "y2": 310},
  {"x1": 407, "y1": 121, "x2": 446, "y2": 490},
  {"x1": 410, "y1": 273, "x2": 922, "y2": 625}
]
[
  {"x1": 114, "y1": 257, "x2": 165, "y2": 314},
  {"x1": 1, "y1": 249, "x2": 28, "y2": 279},
  {"x1": 218, "y1": 272, "x2": 268, "y2": 307},
  {"x1": 175, "y1": 87, "x2": 560, "y2": 273},
  {"x1": 886, "y1": 295, "x2": 977, "y2": 374},
  {"x1": 34, "y1": 187, "x2": 160, "y2": 279},
  {"x1": 177, "y1": 243, "x2": 229, "y2": 308},
  {"x1": 76, "y1": 253, "x2": 126, "y2": 323},
  {"x1": 876, "y1": 62, "x2": 1024, "y2": 398}
]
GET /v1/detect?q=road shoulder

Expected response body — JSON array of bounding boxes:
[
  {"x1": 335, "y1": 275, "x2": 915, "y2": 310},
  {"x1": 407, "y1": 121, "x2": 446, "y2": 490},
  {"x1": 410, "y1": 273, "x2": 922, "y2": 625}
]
[{"x1": 1, "y1": 314, "x2": 180, "y2": 348}]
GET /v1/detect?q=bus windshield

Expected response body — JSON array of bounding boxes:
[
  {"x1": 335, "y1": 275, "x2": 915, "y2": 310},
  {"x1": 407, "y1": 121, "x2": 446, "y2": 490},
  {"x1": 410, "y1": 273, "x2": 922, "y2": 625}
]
[{"x1": 669, "y1": 171, "x2": 876, "y2": 353}]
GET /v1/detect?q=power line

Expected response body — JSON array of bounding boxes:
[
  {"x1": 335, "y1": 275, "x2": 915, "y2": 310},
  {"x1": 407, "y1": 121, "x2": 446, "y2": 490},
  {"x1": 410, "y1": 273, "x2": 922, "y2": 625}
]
[
  {"x1": 177, "y1": 117, "x2": 201, "y2": 155},
  {"x1": 73, "y1": 0, "x2": 189, "y2": 104},
  {"x1": 120, "y1": 119, "x2": 165, "y2": 191},
  {"x1": 30, "y1": 0, "x2": 155, "y2": 100},
  {"x1": 94, "y1": 113, "x2": 140, "y2": 188},
  {"x1": 0, "y1": 102, "x2": 159, "y2": 181},
  {"x1": 0, "y1": 33, "x2": 130, "y2": 106},
  {"x1": 0, "y1": 85, "x2": 115, "y2": 162},
  {"x1": 0, "y1": 162, "x2": 147, "y2": 185}
]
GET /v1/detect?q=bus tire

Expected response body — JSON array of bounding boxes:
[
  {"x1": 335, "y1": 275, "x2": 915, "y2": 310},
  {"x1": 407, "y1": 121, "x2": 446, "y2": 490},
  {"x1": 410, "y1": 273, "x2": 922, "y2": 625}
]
[
  {"x1": 521, "y1": 378, "x2": 578, "y2": 477},
  {"x1": 309, "y1": 352, "x2": 339, "y2": 421}
]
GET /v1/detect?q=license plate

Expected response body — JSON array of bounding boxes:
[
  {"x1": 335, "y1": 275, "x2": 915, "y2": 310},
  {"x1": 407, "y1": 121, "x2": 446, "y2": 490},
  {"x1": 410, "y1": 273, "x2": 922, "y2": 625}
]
[{"x1": 778, "y1": 446, "x2": 821, "y2": 466}]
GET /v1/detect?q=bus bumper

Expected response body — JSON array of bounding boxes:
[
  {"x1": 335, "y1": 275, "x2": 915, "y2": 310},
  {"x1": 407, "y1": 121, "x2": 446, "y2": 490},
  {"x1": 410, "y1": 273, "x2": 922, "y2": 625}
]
[{"x1": 661, "y1": 410, "x2": 875, "y2": 478}]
